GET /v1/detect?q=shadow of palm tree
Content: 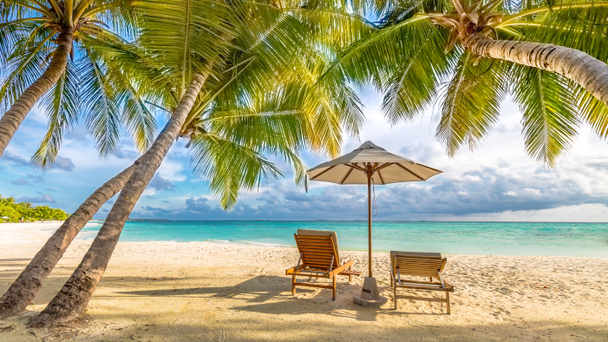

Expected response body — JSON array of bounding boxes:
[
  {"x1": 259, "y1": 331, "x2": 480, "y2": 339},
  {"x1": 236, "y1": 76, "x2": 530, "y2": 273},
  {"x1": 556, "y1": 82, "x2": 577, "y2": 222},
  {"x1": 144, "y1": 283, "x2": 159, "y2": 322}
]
[{"x1": 118, "y1": 275, "x2": 303, "y2": 303}]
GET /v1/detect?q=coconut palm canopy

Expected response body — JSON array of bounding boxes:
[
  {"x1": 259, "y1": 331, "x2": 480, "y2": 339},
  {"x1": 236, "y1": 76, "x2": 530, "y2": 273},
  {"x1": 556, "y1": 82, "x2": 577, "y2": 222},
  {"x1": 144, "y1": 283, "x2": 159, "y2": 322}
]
[
  {"x1": 335, "y1": 0, "x2": 608, "y2": 167},
  {"x1": 0, "y1": 0, "x2": 156, "y2": 165},
  {"x1": 22, "y1": 0, "x2": 369, "y2": 327}
]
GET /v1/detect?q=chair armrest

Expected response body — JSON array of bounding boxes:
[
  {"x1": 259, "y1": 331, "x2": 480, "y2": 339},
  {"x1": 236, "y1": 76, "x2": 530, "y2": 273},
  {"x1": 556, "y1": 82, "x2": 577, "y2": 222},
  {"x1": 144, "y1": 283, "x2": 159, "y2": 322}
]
[
  {"x1": 285, "y1": 265, "x2": 305, "y2": 275},
  {"x1": 442, "y1": 280, "x2": 455, "y2": 291},
  {"x1": 329, "y1": 259, "x2": 354, "y2": 277}
]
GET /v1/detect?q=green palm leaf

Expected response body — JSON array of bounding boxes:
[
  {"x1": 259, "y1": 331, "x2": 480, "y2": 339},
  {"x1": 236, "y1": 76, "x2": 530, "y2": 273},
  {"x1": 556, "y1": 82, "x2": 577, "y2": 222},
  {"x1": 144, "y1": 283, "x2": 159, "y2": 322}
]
[
  {"x1": 382, "y1": 25, "x2": 451, "y2": 123},
  {"x1": 31, "y1": 59, "x2": 80, "y2": 169},
  {"x1": 133, "y1": 0, "x2": 237, "y2": 96},
  {"x1": 190, "y1": 134, "x2": 283, "y2": 209},
  {"x1": 511, "y1": 67, "x2": 579, "y2": 167},
  {"x1": 79, "y1": 54, "x2": 121, "y2": 156},
  {"x1": 500, "y1": 1, "x2": 608, "y2": 62},
  {"x1": 436, "y1": 51, "x2": 508, "y2": 156},
  {"x1": 575, "y1": 85, "x2": 608, "y2": 140}
]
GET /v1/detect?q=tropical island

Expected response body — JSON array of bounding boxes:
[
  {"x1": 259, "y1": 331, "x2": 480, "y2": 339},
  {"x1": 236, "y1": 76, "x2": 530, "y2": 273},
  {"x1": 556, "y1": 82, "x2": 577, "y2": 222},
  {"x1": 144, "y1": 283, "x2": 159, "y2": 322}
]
[{"x1": 0, "y1": 196, "x2": 68, "y2": 223}]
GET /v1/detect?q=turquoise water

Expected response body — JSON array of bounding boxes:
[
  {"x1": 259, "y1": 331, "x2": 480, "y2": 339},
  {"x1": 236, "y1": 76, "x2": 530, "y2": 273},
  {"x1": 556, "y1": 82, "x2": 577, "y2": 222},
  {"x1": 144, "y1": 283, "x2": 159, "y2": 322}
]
[{"x1": 82, "y1": 221, "x2": 608, "y2": 258}]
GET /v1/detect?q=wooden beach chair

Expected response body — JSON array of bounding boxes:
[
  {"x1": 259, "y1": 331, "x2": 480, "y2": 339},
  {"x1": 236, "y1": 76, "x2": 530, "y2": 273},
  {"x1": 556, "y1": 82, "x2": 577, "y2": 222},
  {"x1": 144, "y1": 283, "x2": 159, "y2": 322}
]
[
  {"x1": 285, "y1": 229, "x2": 360, "y2": 300},
  {"x1": 389, "y1": 251, "x2": 454, "y2": 314}
]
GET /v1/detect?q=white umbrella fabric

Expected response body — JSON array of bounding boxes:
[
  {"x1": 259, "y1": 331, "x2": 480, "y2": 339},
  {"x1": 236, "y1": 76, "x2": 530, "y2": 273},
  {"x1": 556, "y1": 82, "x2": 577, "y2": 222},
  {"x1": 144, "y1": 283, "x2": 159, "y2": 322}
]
[{"x1": 307, "y1": 141, "x2": 442, "y2": 277}]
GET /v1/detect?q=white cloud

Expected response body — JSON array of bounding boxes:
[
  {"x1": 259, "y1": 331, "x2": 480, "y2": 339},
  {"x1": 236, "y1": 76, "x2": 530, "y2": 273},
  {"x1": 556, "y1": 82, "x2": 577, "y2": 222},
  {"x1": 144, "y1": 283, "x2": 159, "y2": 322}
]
[
  {"x1": 157, "y1": 158, "x2": 187, "y2": 182},
  {"x1": 524, "y1": 188, "x2": 541, "y2": 196}
]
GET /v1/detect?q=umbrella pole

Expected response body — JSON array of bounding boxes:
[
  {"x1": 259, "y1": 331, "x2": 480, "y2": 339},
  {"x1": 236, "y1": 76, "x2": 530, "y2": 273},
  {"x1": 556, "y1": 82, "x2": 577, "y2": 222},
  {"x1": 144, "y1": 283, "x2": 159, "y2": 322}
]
[{"x1": 367, "y1": 171, "x2": 372, "y2": 278}]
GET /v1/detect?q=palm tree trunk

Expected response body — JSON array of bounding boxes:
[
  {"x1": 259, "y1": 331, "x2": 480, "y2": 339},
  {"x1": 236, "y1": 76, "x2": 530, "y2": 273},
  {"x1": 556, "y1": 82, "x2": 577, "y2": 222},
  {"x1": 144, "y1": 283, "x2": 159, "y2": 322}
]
[
  {"x1": 0, "y1": 161, "x2": 138, "y2": 319},
  {"x1": 0, "y1": 26, "x2": 74, "y2": 158},
  {"x1": 463, "y1": 34, "x2": 608, "y2": 106},
  {"x1": 28, "y1": 70, "x2": 212, "y2": 328}
]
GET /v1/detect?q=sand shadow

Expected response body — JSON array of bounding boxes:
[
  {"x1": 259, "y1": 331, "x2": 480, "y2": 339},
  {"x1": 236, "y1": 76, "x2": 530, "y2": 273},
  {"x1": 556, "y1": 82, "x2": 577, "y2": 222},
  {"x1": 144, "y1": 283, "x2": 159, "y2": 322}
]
[
  {"x1": 117, "y1": 275, "x2": 445, "y2": 322},
  {"x1": 118, "y1": 275, "x2": 298, "y2": 303},
  {"x1": 0, "y1": 258, "x2": 32, "y2": 269}
]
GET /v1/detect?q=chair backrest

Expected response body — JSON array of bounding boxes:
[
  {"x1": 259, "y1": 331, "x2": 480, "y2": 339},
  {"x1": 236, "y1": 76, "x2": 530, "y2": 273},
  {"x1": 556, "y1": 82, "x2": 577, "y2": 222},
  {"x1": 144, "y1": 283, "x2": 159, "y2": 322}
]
[
  {"x1": 295, "y1": 229, "x2": 340, "y2": 270},
  {"x1": 390, "y1": 251, "x2": 446, "y2": 278}
]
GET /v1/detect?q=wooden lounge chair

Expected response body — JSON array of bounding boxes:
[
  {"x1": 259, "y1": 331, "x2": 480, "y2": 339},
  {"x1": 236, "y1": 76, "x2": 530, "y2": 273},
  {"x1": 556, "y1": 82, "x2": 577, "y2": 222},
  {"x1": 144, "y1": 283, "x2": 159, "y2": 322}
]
[
  {"x1": 390, "y1": 251, "x2": 454, "y2": 314},
  {"x1": 286, "y1": 229, "x2": 360, "y2": 300}
]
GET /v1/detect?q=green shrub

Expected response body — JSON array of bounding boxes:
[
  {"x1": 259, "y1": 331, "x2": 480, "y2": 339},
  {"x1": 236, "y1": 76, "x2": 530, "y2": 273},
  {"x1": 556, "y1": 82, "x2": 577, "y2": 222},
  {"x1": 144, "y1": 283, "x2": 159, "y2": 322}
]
[
  {"x1": 0, "y1": 195, "x2": 69, "y2": 222},
  {"x1": 0, "y1": 205, "x2": 21, "y2": 222}
]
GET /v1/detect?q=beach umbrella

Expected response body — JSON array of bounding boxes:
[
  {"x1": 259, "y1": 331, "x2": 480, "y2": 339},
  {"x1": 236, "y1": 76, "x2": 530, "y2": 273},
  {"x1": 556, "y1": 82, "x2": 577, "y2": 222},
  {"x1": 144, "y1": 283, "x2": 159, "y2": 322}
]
[{"x1": 307, "y1": 141, "x2": 442, "y2": 305}]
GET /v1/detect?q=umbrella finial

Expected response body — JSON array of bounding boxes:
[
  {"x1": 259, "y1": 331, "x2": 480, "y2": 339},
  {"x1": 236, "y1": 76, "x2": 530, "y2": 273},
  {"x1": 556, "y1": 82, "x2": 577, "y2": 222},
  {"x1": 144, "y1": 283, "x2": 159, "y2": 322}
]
[{"x1": 357, "y1": 141, "x2": 385, "y2": 151}]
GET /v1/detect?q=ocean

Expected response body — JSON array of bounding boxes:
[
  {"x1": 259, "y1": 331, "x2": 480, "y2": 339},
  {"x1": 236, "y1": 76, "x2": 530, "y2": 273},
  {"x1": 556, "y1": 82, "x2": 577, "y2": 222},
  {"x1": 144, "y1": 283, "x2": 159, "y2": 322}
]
[{"x1": 82, "y1": 221, "x2": 608, "y2": 259}]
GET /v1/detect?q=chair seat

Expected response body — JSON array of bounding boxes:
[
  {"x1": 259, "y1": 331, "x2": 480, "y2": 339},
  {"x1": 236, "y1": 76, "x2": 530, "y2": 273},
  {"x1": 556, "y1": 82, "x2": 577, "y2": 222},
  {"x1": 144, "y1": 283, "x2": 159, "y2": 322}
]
[
  {"x1": 390, "y1": 250, "x2": 454, "y2": 314},
  {"x1": 395, "y1": 281, "x2": 454, "y2": 291}
]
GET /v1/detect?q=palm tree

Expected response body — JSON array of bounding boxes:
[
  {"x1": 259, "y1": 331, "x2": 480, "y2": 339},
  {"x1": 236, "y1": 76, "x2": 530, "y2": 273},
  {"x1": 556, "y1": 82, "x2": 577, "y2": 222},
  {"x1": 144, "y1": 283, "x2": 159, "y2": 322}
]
[
  {"x1": 0, "y1": 0, "x2": 155, "y2": 160},
  {"x1": 336, "y1": 0, "x2": 608, "y2": 166},
  {"x1": 0, "y1": 196, "x2": 16, "y2": 206},
  {"x1": 2, "y1": 0, "x2": 368, "y2": 320},
  {"x1": 27, "y1": 0, "x2": 365, "y2": 326},
  {"x1": 0, "y1": 1, "x2": 158, "y2": 317},
  {"x1": 0, "y1": 161, "x2": 138, "y2": 318}
]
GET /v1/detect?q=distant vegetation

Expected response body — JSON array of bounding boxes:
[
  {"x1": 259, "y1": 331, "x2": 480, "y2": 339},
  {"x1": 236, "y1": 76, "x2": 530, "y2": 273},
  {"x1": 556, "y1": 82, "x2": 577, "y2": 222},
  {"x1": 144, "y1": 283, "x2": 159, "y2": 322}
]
[{"x1": 0, "y1": 196, "x2": 69, "y2": 223}]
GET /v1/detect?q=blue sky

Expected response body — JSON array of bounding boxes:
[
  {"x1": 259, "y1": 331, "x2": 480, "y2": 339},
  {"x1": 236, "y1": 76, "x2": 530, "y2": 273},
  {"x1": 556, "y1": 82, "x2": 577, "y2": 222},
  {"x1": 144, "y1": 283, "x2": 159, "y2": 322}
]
[{"x1": 2, "y1": 87, "x2": 608, "y2": 222}]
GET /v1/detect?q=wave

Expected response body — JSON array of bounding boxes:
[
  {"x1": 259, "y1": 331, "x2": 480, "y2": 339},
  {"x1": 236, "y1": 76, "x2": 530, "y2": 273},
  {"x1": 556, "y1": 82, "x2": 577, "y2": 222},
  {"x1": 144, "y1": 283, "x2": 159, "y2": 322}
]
[{"x1": 206, "y1": 239, "x2": 289, "y2": 248}]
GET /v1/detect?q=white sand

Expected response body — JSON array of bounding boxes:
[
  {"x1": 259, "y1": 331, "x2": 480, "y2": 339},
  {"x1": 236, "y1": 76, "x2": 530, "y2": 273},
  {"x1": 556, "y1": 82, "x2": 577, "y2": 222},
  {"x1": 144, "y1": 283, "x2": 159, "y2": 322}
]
[{"x1": 0, "y1": 222, "x2": 607, "y2": 341}]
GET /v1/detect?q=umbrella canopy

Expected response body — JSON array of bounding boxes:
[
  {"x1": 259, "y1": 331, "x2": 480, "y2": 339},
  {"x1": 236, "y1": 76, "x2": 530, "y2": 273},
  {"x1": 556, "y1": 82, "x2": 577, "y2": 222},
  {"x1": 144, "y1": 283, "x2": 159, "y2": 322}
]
[
  {"x1": 307, "y1": 141, "x2": 441, "y2": 184},
  {"x1": 307, "y1": 141, "x2": 442, "y2": 277}
]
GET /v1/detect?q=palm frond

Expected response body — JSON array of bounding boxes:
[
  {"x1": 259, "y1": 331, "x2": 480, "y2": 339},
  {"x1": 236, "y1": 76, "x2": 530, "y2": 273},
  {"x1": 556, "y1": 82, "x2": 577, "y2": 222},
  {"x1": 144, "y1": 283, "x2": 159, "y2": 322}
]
[
  {"x1": 575, "y1": 84, "x2": 608, "y2": 140},
  {"x1": 511, "y1": 66, "x2": 579, "y2": 167},
  {"x1": 79, "y1": 54, "x2": 121, "y2": 156},
  {"x1": 190, "y1": 134, "x2": 283, "y2": 209},
  {"x1": 436, "y1": 50, "x2": 508, "y2": 156},
  {"x1": 330, "y1": 16, "x2": 440, "y2": 87},
  {"x1": 381, "y1": 25, "x2": 451, "y2": 123},
  {"x1": 31, "y1": 59, "x2": 80, "y2": 169},
  {"x1": 133, "y1": 0, "x2": 237, "y2": 96},
  {"x1": 0, "y1": 29, "x2": 54, "y2": 109},
  {"x1": 500, "y1": 1, "x2": 608, "y2": 62}
]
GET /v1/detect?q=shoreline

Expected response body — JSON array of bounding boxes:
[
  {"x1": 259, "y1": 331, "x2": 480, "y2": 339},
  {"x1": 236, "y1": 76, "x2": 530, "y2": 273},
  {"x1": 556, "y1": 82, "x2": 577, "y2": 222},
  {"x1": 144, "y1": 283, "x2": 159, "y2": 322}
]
[
  {"x1": 4, "y1": 221, "x2": 607, "y2": 259},
  {"x1": 1, "y1": 222, "x2": 607, "y2": 341}
]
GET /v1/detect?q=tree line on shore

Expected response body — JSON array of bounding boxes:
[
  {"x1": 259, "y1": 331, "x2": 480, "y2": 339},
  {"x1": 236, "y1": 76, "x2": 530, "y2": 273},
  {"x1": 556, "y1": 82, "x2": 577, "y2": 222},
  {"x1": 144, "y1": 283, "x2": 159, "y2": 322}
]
[
  {"x1": 0, "y1": 196, "x2": 68, "y2": 223},
  {"x1": 1, "y1": 0, "x2": 608, "y2": 329}
]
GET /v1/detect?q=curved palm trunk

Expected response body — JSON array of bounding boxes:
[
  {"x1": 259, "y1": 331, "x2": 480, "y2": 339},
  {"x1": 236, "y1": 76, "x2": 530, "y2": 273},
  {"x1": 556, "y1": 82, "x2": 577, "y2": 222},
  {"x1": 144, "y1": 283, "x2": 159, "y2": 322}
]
[
  {"x1": 0, "y1": 161, "x2": 138, "y2": 319},
  {"x1": 463, "y1": 34, "x2": 608, "y2": 106},
  {"x1": 28, "y1": 70, "x2": 211, "y2": 328},
  {"x1": 0, "y1": 26, "x2": 74, "y2": 158}
]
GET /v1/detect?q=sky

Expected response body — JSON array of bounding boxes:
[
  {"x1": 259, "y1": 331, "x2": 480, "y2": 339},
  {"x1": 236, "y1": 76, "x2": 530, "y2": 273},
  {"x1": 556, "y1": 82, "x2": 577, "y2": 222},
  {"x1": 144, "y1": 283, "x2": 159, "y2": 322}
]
[{"x1": 2, "y1": 88, "x2": 608, "y2": 222}]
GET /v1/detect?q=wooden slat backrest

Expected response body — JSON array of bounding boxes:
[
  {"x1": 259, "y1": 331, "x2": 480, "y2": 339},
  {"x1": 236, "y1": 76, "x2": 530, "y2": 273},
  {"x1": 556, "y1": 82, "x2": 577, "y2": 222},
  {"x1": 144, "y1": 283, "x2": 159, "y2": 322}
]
[
  {"x1": 390, "y1": 251, "x2": 446, "y2": 278},
  {"x1": 294, "y1": 231, "x2": 340, "y2": 270}
]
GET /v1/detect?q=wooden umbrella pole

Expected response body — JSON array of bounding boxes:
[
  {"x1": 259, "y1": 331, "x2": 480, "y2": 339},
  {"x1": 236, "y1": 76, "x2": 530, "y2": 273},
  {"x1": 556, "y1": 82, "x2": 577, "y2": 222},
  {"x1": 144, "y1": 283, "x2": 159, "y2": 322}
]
[{"x1": 367, "y1": 166, "x2": 372, "y2": 277}]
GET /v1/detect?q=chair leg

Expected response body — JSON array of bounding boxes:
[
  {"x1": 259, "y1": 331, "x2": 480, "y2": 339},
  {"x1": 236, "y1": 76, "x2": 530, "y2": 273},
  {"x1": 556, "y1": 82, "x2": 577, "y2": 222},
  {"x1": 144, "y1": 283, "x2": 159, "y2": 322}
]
[
  {"x1": 332, "y1": 276, "x2": 336, "y2": 300},
  {"x1": 348, "y1": 266, "x2": 352, "y2": 282},
  {"x1": 446, "y1": 291, "x2": 450, "y2": 315},
  {"x1": 292, "y1": 275, "x2": 296, "y2": 295},
  {"x1": 393, "y1": 286, "x2": 397, "y2": 310}
]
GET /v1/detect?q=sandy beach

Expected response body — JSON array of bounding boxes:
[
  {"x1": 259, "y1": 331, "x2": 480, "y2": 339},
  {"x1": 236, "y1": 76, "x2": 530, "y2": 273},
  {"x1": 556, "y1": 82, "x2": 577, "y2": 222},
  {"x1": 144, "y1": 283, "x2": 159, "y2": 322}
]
[{"x1": 0, "y1": 222, "x2": 607, "y2": 341}]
